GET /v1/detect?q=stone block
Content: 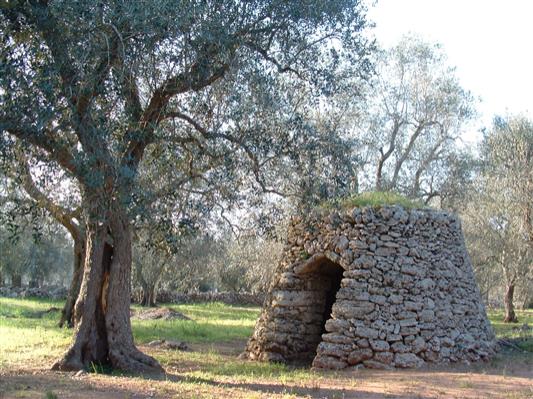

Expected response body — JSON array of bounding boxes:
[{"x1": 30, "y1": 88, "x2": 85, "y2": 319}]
[
  {"x1": 369, "y1": 295, "x2": 387, "y2": 305},
  {"x1": 374, "y1": 351, "x2": 394, "y2": 364},
  {"x1": 332, "y1": 301, "x2": 374, "y2": 319},
  {"x1": 313, "y1": 356, "x2": 347, "y2": 370},
  {"x1": 316, "y1": 342, "x2": 351, "y2": 358},
  {"x1": 397, "y1": 311, "x2": 417, "y2": 320},
  {"x1": 354, "y1": 326, "x2": 379, "y2": 339},
  {"x1": 325, "y1": 318, "x2": 350, "y2": 333},
  {"x1": 418, "y1": 278, "x2": 436, "y2": 290},
  {"x1": 347, "y1": 348, "x2": 373, "y2": 365},
  {"x1": 394, "y1": 353, "x2": 424, "y2": 368},
  {"x1": 399, "y1": 318, "x2": 418, "y2": 327},
  {"x1": 391, "y1": 342, "x2": 410, "y2": 353},
  {"x1": 335, "y1": 236, "x2": 349, "y2": 252},
  {"x1": 388, "y1": 294, "x2": 404, "y2": 304},
  {"x1": 363, "y1": 360, "x2": 393, "y2": 369},
  {"x1": 404, "y1": 301, "x2": 423, "y2": 311},
  {"x1": 411, "y1": 336, "x2": 427, "y2": 353},
  {"x1": 401, "y1": 265, "x2": 420, "y2": 276},
  {"x1": 386, "y1": 333, "x2": 403, "y2": 342},
  {"x1": 322, "y1": 333, "x2": 354, "y2": 345},
  {"x1": 419, "y1": 309, "x2": 435, "y2": 322},
  {"x1": 376, "y1": 247, "x2": 396, "y2": 257},
  {"x1": 369, "y1": 340, "x2": 390, "y2": 351}
]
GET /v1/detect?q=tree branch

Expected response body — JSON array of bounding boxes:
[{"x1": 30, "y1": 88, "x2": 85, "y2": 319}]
[
  {"x1": 17, "y1": 153, "x2": 81, "y2": 241},
  {"x1": 376, "y1": 119, "x2": 402, "y2": 190},
  {"x1": 244, "y1": 41, "x2": 302, "y2": 77},
  {"x1": 121, "y1": 61, "x2": 230, "y2": 171},
  {"x1": 163, "y1": 111, "x2": 288, "y2": 197},
  {"x1": 1, "y1": 119, "x2": 79, "y2": 176}
]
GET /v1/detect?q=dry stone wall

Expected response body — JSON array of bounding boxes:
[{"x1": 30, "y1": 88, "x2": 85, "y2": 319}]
[{"x1": 243, "y1": 206, "x2": 497, "y2": 369}]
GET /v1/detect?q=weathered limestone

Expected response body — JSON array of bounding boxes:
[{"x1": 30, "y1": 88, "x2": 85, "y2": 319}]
[{"x1": 242, "y1": 206, "x2": 497, "y2": 369}]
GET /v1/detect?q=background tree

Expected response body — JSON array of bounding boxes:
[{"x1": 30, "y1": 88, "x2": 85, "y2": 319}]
[
  {"x1": 462, "y1": 115, "x2": 533, "y2": 322},
  {"x1": 349, "y1": 36, "x2": 475, "y2": 204},
  {"x1": 0, "y1": 216, "x2": 72, "y2": 289},
  {"x1": 0, "y1": 0, "x2": 373, "y2": 372},
  {"x1": 1, "y1": 153, "x2": 86, "y2": 327}
]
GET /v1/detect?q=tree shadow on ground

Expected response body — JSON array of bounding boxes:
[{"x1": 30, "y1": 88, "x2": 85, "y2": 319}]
[{"x1": 159, "y1": 372, "x2": 418, "y2": 399}]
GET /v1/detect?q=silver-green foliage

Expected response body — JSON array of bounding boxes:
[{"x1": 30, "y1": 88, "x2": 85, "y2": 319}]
[
  {"x1": 463, "y1": 115, "x2": 533, "y2": 310},
  {"x1": 340, "y1": 35, "x2": 476, "y2": 205}
]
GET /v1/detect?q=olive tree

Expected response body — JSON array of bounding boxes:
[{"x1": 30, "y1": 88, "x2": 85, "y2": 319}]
[
  {"x1": 463, "y1": 116, "x2": 533, "y2": 322},
  {"x1": 0, "y1": 0, "x2": 372, "y2": 372},
  {"x1": 0, "y1": 207, "x2": 72, "y2": 289},
  {"x1": 3, "y1": 155, "x2": 86, "y2": 326},
  {"x1": 352, "y1": 36, "x2": 475, "y2": 203}
]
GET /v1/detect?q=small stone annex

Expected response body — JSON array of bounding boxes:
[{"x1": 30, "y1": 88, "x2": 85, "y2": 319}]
[{"x1": 243, "y1": 206, "x2": 497, "y2": 369}]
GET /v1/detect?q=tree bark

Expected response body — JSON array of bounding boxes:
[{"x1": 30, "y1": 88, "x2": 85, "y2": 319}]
[
  {"x1": 135, "y1": 262, "x2": 158, "y2": 307},
  {"x1": 11, "y1": 273, "x2": 22, "y2": 288},
  {"x1": 59, "y1": 239, "x2": 85, "y2": 328},
  {"x1": 503, "y1": 283, "x2": 518, "y2": 323},
  {"x1": 375, "y1": 120, "x2": 401, "y2": 191},
  {"x1": 140, "y1": 286, "x2": 157, "y2": 307},
  {"x1": 52, "y1": 207, "x2": 163, "y2": 373},
  {"x1": 139, "y1": 279, "x2": 157, "y2": 307}
]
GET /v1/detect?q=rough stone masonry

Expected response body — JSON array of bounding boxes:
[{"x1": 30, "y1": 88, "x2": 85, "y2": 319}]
[{"x1": 243, "y1": 206, "x2": 497, "y2": 369}]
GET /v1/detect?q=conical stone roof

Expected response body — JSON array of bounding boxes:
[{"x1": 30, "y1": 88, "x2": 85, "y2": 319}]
[{"x1": 243, "y1": 206, "x2": 497, "y2": 369}]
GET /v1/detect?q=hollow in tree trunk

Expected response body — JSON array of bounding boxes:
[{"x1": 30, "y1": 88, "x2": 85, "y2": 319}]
[
  {"x1": 503, "y1": 283, "x2": 518, "y2": 323},
  {"x1": 52, "y1": 207, "x2": 163, "y2": 373},
  {"x1": 59, "y1": 239, "x2": 86, "y2": 328}
]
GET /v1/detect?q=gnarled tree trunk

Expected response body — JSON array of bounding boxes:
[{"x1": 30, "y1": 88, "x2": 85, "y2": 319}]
[
  {"x1": 135, "y1": 262, "x2": 158, "y2": 308},
  {"x1": 59, "y1": 239, "x2": 85, "y2": 328},
  {"x1": 11, "y1": 273, "x2": 22, "y2": 288},
  {"x1": 52, "y1": 206, "x2": 162, "y2": 373},
  {"x1": 139, "y1": 280, "x2": 157, "y2": 307},
  {"x1": 141, "y1": 287, "x2": 157, "y2": 307},
  {"x1": 503, "y1": 283, "x2": 518, "y2": 323}
]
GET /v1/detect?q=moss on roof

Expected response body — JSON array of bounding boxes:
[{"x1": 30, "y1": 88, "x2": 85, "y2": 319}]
[{"x1": 319, "y1": 191, "x2": 426, "y2": 210}]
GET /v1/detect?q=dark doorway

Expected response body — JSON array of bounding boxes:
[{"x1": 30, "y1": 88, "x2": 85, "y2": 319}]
[
  {"x1": 320, "y1": 264, "x2": 344, "y2": 334},
  {"x1": 294, "y1": 254, "x2": 344, "y2": 363}
]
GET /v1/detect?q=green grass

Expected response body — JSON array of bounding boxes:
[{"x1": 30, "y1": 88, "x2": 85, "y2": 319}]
[
  {"x1": 0, "y1": 297, "x2": 323, "y2": 385},
  {"x1": 132, "y1": 302, "x2": 260, "y2": 344},
  {"x1": 319, "y1": 191, "x2": 425, "y2": 210},
  {"x1": 487, "y1": 308, "x2": 533, "y2": 351},
  {"x1": 45, "y1": 391, "x2": 58, "y2": 399},
  {"x1": 1, "y1": 299, "x2": 532, "y2": 399},
  {"x1": 1, "y1": 296, "x2": 531, "y2": 380},
  {"x1": 0, "y1": 297, "x2": 261, "y2": 369},
  {"x1": 159, "y1": 348, "x2": 321, "y2": 384},
  {"x1": 0, "y1": 297, "x2": 72, "y2": 368}
]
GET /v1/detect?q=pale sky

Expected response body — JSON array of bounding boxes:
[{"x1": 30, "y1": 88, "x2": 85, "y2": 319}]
[{"x1": 367, "y1": 0, "x2": 533, "y2": 141}]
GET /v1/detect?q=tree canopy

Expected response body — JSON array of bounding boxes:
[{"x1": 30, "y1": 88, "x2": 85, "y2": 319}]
[{"x1": 0, "y1": 0, "x2": 373, "y2": 373}]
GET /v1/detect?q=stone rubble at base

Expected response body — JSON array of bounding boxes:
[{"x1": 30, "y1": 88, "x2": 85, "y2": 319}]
[{"x1": 243, "y1": 206, "x2": 497, "y2": 369}]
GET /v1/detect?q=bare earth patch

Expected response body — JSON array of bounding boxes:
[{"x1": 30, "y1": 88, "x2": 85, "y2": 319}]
[
  {"x1": 130, "y1": 307, "x2": 191, "y2": 321},
  {"x1": 1, "y1": 342, "x2": 532, "y2": 399}
]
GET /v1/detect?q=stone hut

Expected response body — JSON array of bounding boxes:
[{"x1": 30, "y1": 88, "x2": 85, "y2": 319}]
[{"x1": 243, "y1": 206, "x2": 497, "y2": 369}]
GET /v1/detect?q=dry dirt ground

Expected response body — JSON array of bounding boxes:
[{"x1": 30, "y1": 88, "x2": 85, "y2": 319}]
[{"x1": 1, "y1": 341, "x2": 532, "y2": 399}]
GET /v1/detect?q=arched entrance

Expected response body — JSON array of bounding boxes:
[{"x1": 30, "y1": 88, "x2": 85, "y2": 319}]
[{"x1": 294, "y1": 254, "x2": 344, "y2": 363}]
